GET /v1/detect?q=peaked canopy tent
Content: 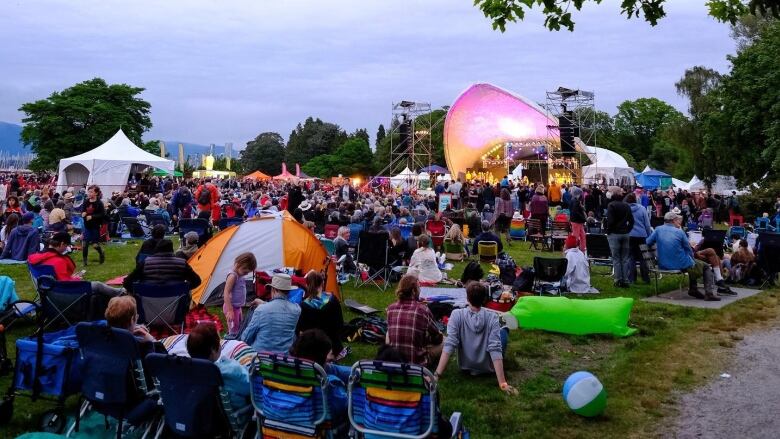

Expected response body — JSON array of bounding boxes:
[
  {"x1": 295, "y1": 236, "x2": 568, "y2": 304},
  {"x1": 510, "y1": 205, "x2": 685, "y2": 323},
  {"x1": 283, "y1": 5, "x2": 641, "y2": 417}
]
[
  {"x1": 245, "y1": 170, "x2": 271, "y2": 180},
  {"x1": 273, "y1": 163, "x2": 299, "y2": 182},
  {"x1": 188, "y1": 211, "x2": 339, "y2": 305},
  {"x1": 687, "y1": 175, "x2": 705, "y2": 192},
  {"x1": 419, "y1": 165, "x2": 449, "y2": 175},
  {"x1": 56, "y1": 129, "x2": 175, "y2": 197},
  {"x1": 390, "y1": 167, "x2": 418, "y2": 189},
  {"x1": 635, "y1": 168, "x2": 672, "y2": 191},
  {"x1": 580, "y1": 143, "x2": 635, "y2": 186},
  {"x1": 671, "y1": 178, "x2": 689, "y2": 190}
]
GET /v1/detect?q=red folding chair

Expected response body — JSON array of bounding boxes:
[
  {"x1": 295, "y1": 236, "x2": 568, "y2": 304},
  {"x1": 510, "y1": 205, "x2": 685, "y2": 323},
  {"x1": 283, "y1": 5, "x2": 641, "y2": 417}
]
[
  {"x1": 729, "y1": 213, "x2": 744, "y2": 227},
  {"x1": 323, "y1": 224, "x2": 339, "y2": 239},
  {"x1": 425, "y1": 220, "x2": 446, "y2": 249}
]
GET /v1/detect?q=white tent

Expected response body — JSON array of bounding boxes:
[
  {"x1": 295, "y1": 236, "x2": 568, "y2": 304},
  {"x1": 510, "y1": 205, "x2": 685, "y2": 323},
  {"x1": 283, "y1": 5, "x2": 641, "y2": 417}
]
[
  {"x1": 687, "y1": 175, "x2": 705, "y2": 192},
  {"x1": 671, "y1": 178, "x2": 689, "y2": 190},
  {"x1": 580, "y1": 142, "x2": 635, "y2": 186},
  {"x1": 56, "y1": 130, "x2": 175, "y2": 197},
  {"x1": 390, "y1": 167, "x2": 418, "y2": 188},
  {"x1": 711, "y1": 175, "x2": 750, "y2": 196}
]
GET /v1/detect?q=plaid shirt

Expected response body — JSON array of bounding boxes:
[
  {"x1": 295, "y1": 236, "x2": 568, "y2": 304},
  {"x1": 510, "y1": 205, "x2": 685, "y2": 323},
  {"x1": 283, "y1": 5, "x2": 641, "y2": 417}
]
[{"x1": 386, "y1": 298, "x2": 441, "y2": 365}]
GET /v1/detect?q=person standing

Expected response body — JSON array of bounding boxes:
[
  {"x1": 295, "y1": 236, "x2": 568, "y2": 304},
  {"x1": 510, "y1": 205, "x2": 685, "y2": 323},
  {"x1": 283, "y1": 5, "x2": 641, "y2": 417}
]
[
  {"x1": 194, "y1": 178, "x2": 219, "y2": 222},
  {"x1": 626, "y1": 193, "x2": 652, "y2": 284},
  {"x1": 529, "y1": 185, "x2": 549, "y2": 234},
  {"x1": 548, "y1": 180, "x2": 561, "y2": 207},
  {"x1": 605, "y1": 191, "x2": 634, "y2": 288},
  {"x1": 568, "y1": 186, "x2": 586, "y2": 252},
  {"x1": 450, "y1": 179, "x2": 462, "y2": 209},
  {"x1": 492, "y1": 188, "x2": 514, "y2": 247},
  {"x1": 81, "y1": 185, "x2": 106, "y2": 265}
]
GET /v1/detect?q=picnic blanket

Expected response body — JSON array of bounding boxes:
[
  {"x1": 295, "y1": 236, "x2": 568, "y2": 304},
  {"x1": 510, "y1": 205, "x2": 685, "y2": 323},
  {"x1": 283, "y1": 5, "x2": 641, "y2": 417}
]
[{"x1": 419, "y1": 287, "x2": 468, "y2": 308}]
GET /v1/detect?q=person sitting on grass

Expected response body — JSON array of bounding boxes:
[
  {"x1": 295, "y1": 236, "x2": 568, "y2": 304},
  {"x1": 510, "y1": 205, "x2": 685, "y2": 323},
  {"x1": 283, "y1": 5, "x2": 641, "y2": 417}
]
[
  {"x1": 646, "y1": 211, "x2": 720, "y2": 301},
  {"x1": 241, "y1": 273, "x2": 301, "y2": 354},
  {"x1": 471, "y1": 220, "x2": 503, "y2": 255},
  {"x1": 296, "y1": 271, "x2": 346, "y2": 359},
  {"x1": 174, "y1": 231, "x2": 200, "y2": 260},
  {"x1": 386, "y1": 274, "x2": 443, "y2": 369},
  {"x1": 445, "y1": 223, "x2": 468, "y2": 256},
  {"x1": 0, "y1": 212, "x2": 40, "y2": 261},
  {"x1": 407, "y1": 234, "x2": 443, "y2": 284},
  {"x1": 562, "y1": 235, "x2": 598, "y2": 294},
  {"x1": 186, "y1": 323, "x2": 251, "y2": 416},
  {"x1": 434, "y1": 282, "x2": 517, "y2": 395}
]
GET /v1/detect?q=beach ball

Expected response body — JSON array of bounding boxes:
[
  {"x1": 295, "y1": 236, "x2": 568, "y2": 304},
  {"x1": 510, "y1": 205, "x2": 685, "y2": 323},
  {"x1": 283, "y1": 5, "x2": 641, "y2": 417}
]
[{"x1": 562, "y1": 371, "x2": 607, "y2": 417}]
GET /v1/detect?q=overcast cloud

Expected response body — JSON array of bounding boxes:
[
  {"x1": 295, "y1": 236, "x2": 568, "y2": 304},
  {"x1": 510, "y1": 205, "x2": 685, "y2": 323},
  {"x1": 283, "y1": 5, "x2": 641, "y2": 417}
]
[{"x1": 0, "y1": 0, "x2": 735, "y2": 148}]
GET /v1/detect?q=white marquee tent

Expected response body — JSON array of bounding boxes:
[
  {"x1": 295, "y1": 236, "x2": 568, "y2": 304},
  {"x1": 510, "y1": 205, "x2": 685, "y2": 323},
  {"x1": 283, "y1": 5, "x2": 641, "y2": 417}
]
[
  {"x1": 580, "y1": 143, "x2": 635, "y2": 186},
  {"x1": 56, "y1": 130, "x2": 175, "y2": 197},
  {"x1": 390, "y1": 167, "x2": 418, "y2": 189}
]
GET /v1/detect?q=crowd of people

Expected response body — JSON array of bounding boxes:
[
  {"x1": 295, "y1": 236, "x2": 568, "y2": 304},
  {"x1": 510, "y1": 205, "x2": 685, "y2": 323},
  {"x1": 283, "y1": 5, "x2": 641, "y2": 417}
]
[{"x1": 0, "y1": 167, "x2": 775, "y2": 433}]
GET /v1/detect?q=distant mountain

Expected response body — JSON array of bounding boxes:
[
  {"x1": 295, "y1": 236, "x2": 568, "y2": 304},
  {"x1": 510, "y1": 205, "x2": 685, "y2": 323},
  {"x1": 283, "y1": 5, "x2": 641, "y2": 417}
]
[
  {"x1": 0, "y1": 121, "x2": 242, "y2": 159},
  {"x1": 0, "y1": 122, "x2": 29, "y2": 154}
]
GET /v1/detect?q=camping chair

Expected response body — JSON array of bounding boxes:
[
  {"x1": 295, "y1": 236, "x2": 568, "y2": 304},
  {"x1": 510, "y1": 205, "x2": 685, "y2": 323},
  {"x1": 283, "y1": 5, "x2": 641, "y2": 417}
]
[
  {"x1": 178, "y1": 218, "x2": 210, "y2": 246},
  {"x1": 550, "y1": 221, "x2": 571, "y2": 251},
  {"x1": 354, "y1": 231, "x2": 391, "y2": 292},
  {"x1": 757, "y1": 232, "x2": 780, "y2": 288},
  {"x1": 36, "y1": 275, "x2": 94, "y2": 332},
  {"x1": 525, "y1": 218, "x2": 550, "y2": 251},
  {"x1": 121, "y1": 217, "x2": 150, "y2": 239},
  {"x1": 728, "y1": 213, "x2": 744, "y2": 227},
  {"x1": 146, "y1": 353, "x2": 251, "y2": 439},
  {"x1": 585, "y1": 234, "x2": 612, "y2": 268},
  {"x1": 640, "y1": 244, "x2": 688, "y2": 295},
  {"x1": 348, "y1": 223, "x2": 364, "y2": 248},
  {"x1": 218, "y1": 217, "x2": 244, "y2": 230},
  {"x1": 532, "y1": 257, "x2": 568, "y2": 295},
  {"x1": 425, "y1": 220, "x2": 447, "y2": 250},
  {"x1": 132, "y1": 282, "x2": 191, "y2": 335},
  {"x1": 324, "y1": 224, "x2": 340, "y2": 240},
  {"x1": 686, "y1": 221, "x2": 700, "y2": 232},
  {"x1": 477, "y1": 241, "x2": 498, "y2": 263},
  {"x1": 347, "y1": 360, "x2": 465, "y2": 439},
  {"x1": 509, "y1": 218, "x2": 526, "y2": 240},
  {"x1": 755, "y1": 217, "x2": 772, "y2": 231},
  {"x1": 249, "y1": 352, "x2": 337, "y2": 438},
  {"x1": 728, "y1": 225, "x2": 747, "y2": 240},
  {"x1": 68, "y1": 322, "x2": 157, "y2": 439},
  {"x1": 443, "y1": 238, "x2": 465, "y2": 262},
  {"x1": 399, "y1": 223, "x2": 413, "y2": 240},
  {"x1": 320, "y1": 238, "x2": 337, "y2": 256},
  {"x1": 27, "y1": 262, "x2": 56, "y2": 292},
  {"x1": 700, "y1": 229, "x2": 727, "y2": 258},
  {"x1": 145, "y1": 213, "x2": 168, "y2": 230}
]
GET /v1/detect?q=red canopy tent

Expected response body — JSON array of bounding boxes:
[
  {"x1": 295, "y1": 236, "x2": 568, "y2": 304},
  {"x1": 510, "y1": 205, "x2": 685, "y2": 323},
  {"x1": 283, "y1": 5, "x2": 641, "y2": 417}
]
[{"x1": 273, "y1": 163, "x2": 298, "y2": 182}]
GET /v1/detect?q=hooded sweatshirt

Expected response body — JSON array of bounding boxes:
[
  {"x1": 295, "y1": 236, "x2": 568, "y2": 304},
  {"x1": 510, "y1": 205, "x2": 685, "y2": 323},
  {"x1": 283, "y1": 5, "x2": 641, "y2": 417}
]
[
  {"x1": 629, "y1": 203, "x2": 653, "y2": 238},
  {"x1": 1, "y1": 224, "x2": 40, "y2": 261},
  {"x1": 443, "y1": 307, "x2": 503, "y2": 374}
]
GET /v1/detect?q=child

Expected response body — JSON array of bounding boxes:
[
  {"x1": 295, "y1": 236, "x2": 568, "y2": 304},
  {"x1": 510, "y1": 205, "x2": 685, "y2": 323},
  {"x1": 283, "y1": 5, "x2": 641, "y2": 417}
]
[{"x1": 223, "y1": 252, "x2": 257, "y2": 336}]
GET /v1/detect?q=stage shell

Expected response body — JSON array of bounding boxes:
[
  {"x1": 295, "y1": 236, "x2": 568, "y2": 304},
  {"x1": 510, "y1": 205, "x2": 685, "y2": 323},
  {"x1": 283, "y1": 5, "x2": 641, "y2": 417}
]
[{"x1": 443, "y1": 83, "x2": 557, "y2": 178}]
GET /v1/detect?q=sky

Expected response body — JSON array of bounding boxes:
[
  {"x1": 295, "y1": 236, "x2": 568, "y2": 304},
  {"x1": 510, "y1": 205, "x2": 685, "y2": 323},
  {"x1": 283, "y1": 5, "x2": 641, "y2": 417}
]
[{"x1": 0, "y1": 0, "x2": 736, "y2": 149}]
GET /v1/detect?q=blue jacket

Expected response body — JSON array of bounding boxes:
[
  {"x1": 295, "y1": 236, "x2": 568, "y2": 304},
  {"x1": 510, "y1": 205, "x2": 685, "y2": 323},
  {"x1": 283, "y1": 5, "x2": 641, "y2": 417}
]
[
  {"x1": 646, "y1": 224, "x2": 694, "y2": 271},
  {"x1": 1, "y1": 225, "x2": 40, "y2": 261},
  {"x1": 241, "y1": 297, "x2": 301, "y2": 354},
  {"x1": 216, "y1": 357, "x2": 251, "y2": 414},
  {"x1": 629, "y1": 203, "x2": 653, "y2": 238}
]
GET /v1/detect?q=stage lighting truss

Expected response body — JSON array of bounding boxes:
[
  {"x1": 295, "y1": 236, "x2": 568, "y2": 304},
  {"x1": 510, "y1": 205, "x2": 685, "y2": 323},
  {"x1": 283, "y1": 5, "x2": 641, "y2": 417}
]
[{"x1": 544, "y1": 87, "x2": 595, "y2": 185}]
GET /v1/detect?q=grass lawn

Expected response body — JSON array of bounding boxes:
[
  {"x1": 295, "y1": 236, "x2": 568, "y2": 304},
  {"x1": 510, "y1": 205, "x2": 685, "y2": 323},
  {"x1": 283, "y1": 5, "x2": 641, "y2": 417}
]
[{"x1": 1, "y1": 236, "x2": 778, "y2": 438}]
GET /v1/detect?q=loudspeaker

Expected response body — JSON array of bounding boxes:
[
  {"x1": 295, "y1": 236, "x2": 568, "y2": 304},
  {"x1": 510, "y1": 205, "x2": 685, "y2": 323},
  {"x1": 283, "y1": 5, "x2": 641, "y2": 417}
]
[
  {"x1": 398, "y1": 120, "x2": 411, "y2": 150},
  {"x1": 559, "y1": 111, "x2": 576, "y2": 155}
]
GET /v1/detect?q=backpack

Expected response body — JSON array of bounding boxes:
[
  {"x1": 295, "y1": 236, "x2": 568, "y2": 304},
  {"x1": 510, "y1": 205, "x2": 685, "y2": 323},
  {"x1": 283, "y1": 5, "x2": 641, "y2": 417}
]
[
  {"x1": 197, "y1": 185, "x2": 212, "y2": 205},
  {"x1": 346, "y1": 316, "x2": 387, "y2": 344},
  {"x1": 512, "y1": 266, "x2": 535, "y2": 292},
  {"x1": 460, "y1": 260, "x2": 484, "y2": 284},
  {"x1": 496, "y1": 252, "x2": 517, "y2": 285}
]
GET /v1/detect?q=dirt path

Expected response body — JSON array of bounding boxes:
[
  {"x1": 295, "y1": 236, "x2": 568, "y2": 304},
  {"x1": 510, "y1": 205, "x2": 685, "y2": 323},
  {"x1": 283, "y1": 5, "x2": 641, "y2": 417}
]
[{"x1": 672, "y1": 327, "x2": 780, "y2": 439}]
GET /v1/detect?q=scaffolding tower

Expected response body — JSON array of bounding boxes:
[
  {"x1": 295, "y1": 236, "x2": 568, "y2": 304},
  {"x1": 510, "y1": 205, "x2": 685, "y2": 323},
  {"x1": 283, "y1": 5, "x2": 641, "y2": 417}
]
[
  {"x1": 544, "y1": 87, "x2": 595, "y2": 184},
  {"x1": 388, "y1": 100, "x2": 433, "y2": 176}
]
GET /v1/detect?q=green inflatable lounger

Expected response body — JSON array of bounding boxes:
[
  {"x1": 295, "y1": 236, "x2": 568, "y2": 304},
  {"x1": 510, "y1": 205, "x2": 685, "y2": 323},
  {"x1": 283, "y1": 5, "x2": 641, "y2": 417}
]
[{"x1": 506, "y1": 296, "x2": 637, "y2": 337}]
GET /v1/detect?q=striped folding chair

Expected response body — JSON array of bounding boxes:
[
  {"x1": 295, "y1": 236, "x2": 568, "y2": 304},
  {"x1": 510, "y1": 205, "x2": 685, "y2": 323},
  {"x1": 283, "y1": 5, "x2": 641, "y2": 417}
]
[{"x1": 250, "y1": 352, "x2": 337, "y2": 438}]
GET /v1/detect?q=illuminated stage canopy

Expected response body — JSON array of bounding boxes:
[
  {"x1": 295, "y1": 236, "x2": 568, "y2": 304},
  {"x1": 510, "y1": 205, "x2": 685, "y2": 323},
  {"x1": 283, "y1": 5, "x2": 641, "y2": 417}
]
[{"x1": 444, "y1": 83, "x2": 557, "y2": 177}]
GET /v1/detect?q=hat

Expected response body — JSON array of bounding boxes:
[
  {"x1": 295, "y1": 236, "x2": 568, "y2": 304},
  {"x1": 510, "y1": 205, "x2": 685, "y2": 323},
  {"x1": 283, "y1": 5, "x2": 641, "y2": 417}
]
[
  {"x1": 64, "y1": 192, "x2": 74, "y2": 200},
  {"x1": 664, "y1": 211, "x2": 682, "y2": 222},
  {"x1": 671, "y1": 207, "x2": 682, "y2": 215},
  {"x1": 535, "y1": 186, "x2": 544, "y2": 194},
  {"x1": 51, "y1": 231, "x2": 72, "y2": 246},
  {"x1": 299, "y1": 200, "x2": 312, "y2": 211},
  {"x1": 270, "y1": 273, "x2": 295, "y2": 291},
  {"x1": 512, "y1": 211, "x2": 524, "y2": 220},
  {"x1": 21, "y1": 212, "x2": 35, "y2": 224},
  {"x1": 564, "y1": 235, "x2": 579, "y2": 250}
]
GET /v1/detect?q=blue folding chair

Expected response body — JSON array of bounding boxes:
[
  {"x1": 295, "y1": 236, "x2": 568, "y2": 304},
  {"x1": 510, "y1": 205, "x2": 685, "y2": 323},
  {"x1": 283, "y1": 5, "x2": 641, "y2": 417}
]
[
  {"x1": 250, "y1": 352, "x2": 337, "y2": 438},
  {"x1": 728, "y1": 225, "x2": 747, "y2": 240},
  {"x1": 146, "y1": 353, "x2": 251, "y2": 438},
  {"x1": 132, "y1": 282, "x2": 191, "y2": 335},
  {"x1": 36, "y1": 276, "x2": 93, "y2": 332},
  {"x1": 218, "y1": 217, "x2": 244, "y2": 230},
  {"x1": 68, "y1": 322, "x2": 158, "y2": 439},
  {"x1": 178, "y1": 218, "x2": 210, "y2": 244},
  {"x1": 27, "y1": 262, "x2": 56, "y2": 292},
  {"x1": 145, "y1": 213, "x2": 168, "y2": 230},
  {"x1": 348, "y1": 223, "x2": 364, "y2": 248}
]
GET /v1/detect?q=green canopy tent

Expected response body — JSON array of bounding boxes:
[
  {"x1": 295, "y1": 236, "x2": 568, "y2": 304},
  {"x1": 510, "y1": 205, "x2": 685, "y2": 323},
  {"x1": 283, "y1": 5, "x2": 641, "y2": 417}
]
[{"x1": 152, "y1": 168, "x2": 183, "y2": 177}]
